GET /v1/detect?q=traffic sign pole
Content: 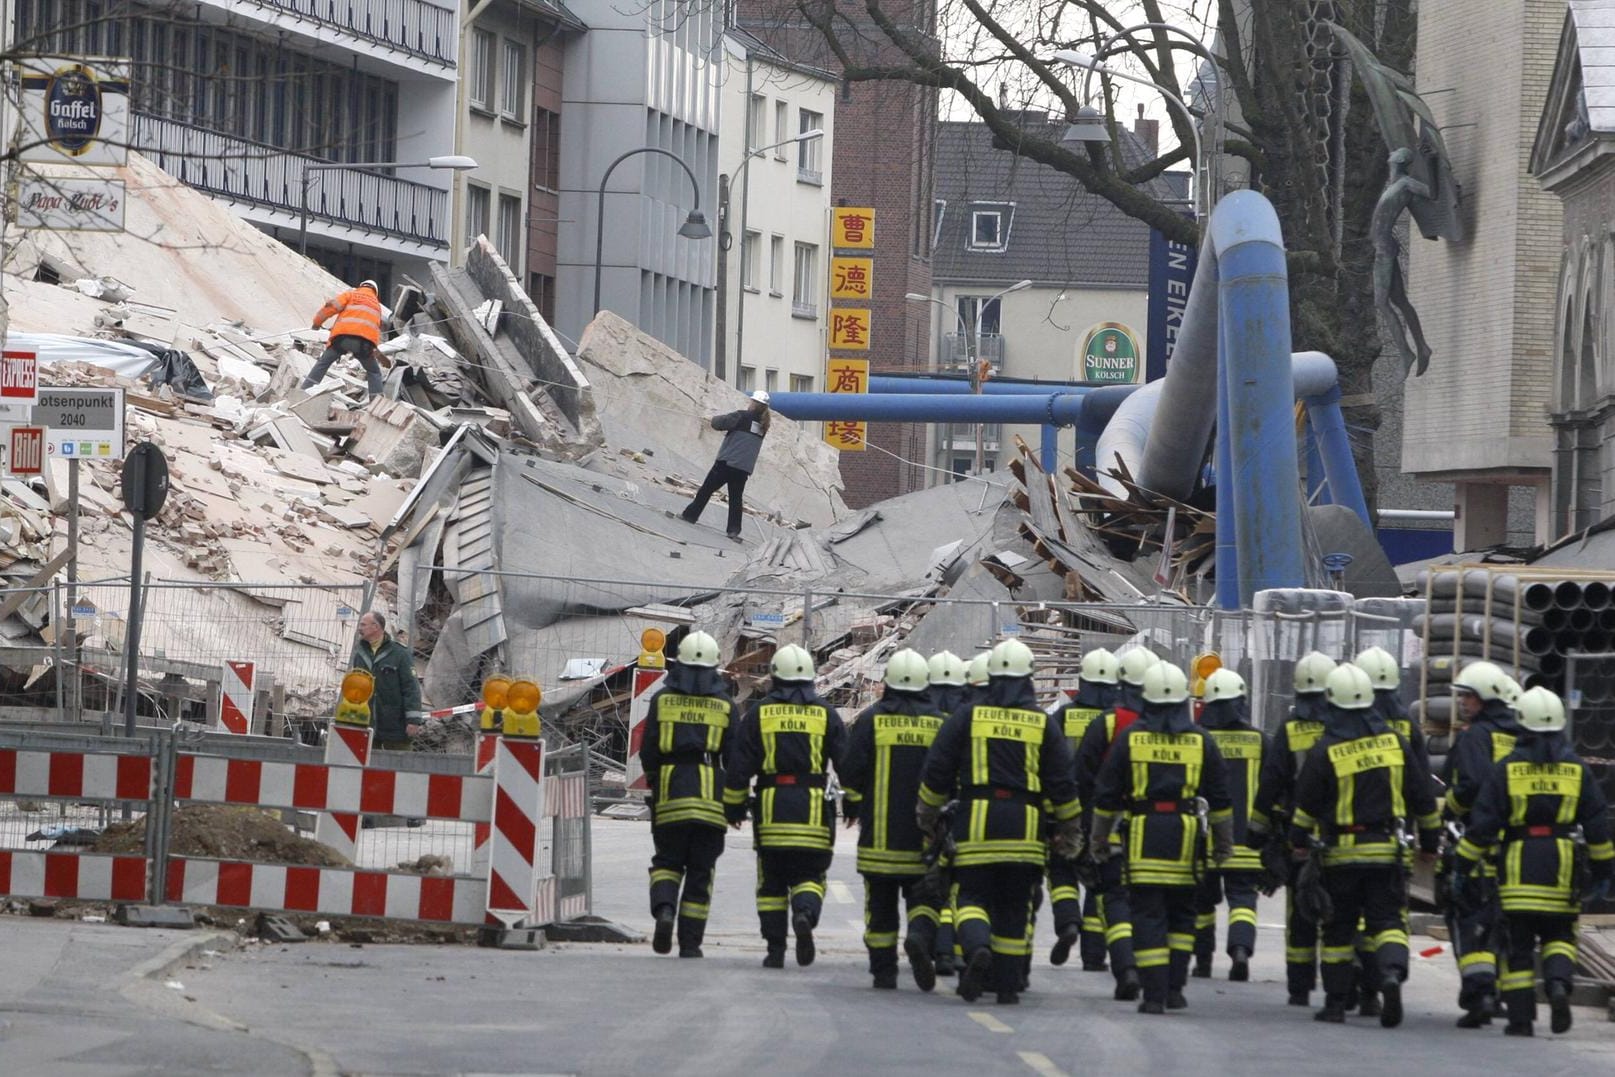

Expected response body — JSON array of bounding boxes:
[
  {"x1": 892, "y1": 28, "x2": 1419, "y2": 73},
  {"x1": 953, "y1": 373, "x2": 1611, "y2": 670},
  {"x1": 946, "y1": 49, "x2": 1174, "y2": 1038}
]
[{"x1": 67, "y1": 458, "x2": 80, "y2": 724}]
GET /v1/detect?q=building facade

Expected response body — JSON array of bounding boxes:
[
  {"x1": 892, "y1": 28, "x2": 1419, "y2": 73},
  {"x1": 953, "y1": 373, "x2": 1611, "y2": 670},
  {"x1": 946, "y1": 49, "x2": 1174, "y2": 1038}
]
[
  {"x1": 553, "y1": 0, "x2": 721, "y2": 365},
  {"x1": 924, "y1": 114, "x2": 1157, "y2": 479},
  {"x1": 14, "y1": 0, "x2": 463, "y2": 290},
  {"x1": 715, "y1": 30, "x2": 836, "y2": 408},
  {"x1": 1403, "y1": 0, "x2": 1565, "y2": 549}
]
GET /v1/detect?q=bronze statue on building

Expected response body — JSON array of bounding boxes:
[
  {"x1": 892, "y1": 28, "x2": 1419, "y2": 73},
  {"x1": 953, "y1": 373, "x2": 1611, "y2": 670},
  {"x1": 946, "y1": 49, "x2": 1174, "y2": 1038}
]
[{"x1": 1373, "y1": 148, "x2": 1435, "y2": 378}]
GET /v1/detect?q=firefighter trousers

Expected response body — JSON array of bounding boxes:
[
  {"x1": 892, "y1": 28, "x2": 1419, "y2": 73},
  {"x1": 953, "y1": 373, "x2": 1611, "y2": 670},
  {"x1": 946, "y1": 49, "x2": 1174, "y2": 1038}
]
[
  {"x1": 1284, "y1": 861, "x2": 1320, "y2": 997},
  {"x1": 1319, "y1": 866, "x2": 1408, "y2": 1004},
  {"x1": 1193, "y1": 869, "x2": 1260, "y2": 962},
  {"x1": 1096, "y1": 852, "x2": 1136, "y2": 983},
  {"x1": 1048, "y1": 857, "x2": 1106, "y2": 965},
  {"x1": 953, "y1": 863, "x2": 1042, "y2": 994},
  {"x1": 1500, "y1": 913, "x2": 1578, "y2": 1027},
  {"x1": 862, "y1": 873, "x2": 939, "y2": 974},
  {"x1": 1131, "y1": 884, "x2": 1197, "y2": 1005},
  {"x1": 648, "y1": 822, "x2": 725, "y2": 949},
  {"x1": 756, "y1": 848, "x2": 832, "y2": 948},
  {"x1": 1449, "y1": 888, "x2": 1501, "y2": 1010}
]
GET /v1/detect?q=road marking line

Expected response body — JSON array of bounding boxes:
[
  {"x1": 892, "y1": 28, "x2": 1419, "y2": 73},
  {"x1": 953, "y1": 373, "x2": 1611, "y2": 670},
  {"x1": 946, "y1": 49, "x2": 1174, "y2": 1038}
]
[
  {"x1": 969, "y1": 1011, "x2": 1013, "y2": 1034},
  {"x1": 1018, "y1": 1051, "x2": 1068, "y2": 1077},
  {"x1": 829, "y1": 880, "x2": 855, "y2": 904}
]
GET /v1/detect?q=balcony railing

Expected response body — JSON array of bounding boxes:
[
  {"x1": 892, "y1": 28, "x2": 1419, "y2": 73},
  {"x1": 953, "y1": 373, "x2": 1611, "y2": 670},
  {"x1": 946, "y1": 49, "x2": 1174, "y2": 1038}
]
[
  {"x1": 245, "y1": 0, "x2": 457, "y2": 65},
  {"x1": 943, "y1": 332, "x2": 1006, "y2": 371},
  {"x1": 133, "y1": 114, "x2": 449, "y2": 248}
]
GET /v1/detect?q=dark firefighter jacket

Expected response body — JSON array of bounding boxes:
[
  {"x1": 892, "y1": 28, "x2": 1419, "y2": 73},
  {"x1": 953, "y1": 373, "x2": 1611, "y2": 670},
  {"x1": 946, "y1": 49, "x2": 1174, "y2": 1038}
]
[
  {"x1": 723, "y1": 682, "x2": 844, "y2": 850},
  {"x1": 1197, "y1": 696, "x2": 1264, "y2": 872},
  {"x1": 841, "y1": 687, "x2": 946, "y2": 875},
  {"x1": 918, "y1": 676, "x2": 1081, "y2": 869},
  {"x1": 1442, "y1": 700, "x2": 1526, "y2": 819},
  {"x1": 1093, "y1": 700, "x2": 1233, "y2": 886},
  {"x1": 1249, "y1": 693, "x2": 1330, "y2": 837},
  {"x1": 638, "y1": 663, "x2": 737, "y2": 830},
  {"x1": 1455, "y1": 731, "x2": 1615, "y2": 915},
  {"x1": 1290, "y1": 705, "x2": 1441, "y2": 867},
  {"x1": 1053, "y1": 681, "x2": 1120, "y2": 759}
]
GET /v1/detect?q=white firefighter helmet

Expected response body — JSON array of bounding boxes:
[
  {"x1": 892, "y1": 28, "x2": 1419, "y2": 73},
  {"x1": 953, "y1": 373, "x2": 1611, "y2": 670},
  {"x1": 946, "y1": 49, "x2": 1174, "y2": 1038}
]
[
  {"x1": 1117, "y1": 647, "x2": 1161, "y2": 687},
  {"x1": 1324, "y1": 664, "x2": 1375, "y2": 710},
  {"x1": 1513, "y1": 687, "x2": 1567, "y2": 733},
  {"x1": 770, "y1": 644, "x2": 816, "y2": 683},
  {"x1": 1293, "y1": 651, "x2": 1339, "y2": 695},
  {"x1": 1353, "y1": 646, "x2": 1400, "y2": 691},
  {"x1": 883, "y1": 648, "x2": 931, "y2": 691},
  {"x1": 927, "y1": 651, "x2": 968, "y2": 687},
  {"x1": 988, "y1": 638, "x2": 1036, "y2": 678},
  {"x1": 1451, "y1": 660, "x2": 1509, "y2": 702},
  {"x1": 676, "y1": 630, "x2": 721, "y2": 668},
  {"x1": 966, "y1": 652, "x2": 992, "y2": 687},
  {"x1": 1079, "y1": 648, "x2": 1120, "y2": 686},
  {"x1": 1141, "y1": 662, "x2": 1191, "y2": 705},
  {"x1": 1202, "y1": 667, "x2": 1247, "y2": 703}
]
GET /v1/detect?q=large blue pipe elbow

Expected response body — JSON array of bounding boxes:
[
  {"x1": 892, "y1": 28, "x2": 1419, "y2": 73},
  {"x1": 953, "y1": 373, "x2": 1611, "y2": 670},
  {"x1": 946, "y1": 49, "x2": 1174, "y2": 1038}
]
[{"x1": 1303, "y1": 385, "x2": 1371, "y2": 528}]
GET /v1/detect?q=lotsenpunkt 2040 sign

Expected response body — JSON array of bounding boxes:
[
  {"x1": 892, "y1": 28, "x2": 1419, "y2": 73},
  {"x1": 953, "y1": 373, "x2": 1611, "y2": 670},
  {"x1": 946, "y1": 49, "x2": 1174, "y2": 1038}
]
[{"x1": 18, "y1": 57, "x2": 131, "y2": 167}]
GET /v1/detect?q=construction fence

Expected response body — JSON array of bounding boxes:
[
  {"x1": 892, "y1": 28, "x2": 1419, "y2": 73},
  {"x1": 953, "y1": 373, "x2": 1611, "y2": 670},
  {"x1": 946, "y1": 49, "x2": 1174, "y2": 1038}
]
[{"x1": 0, "y1": 718, "x2": 591, "y2": 930}]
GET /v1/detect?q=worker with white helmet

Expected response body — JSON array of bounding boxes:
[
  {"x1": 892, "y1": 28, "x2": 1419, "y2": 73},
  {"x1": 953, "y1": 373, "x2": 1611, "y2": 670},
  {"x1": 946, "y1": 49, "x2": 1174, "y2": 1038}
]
[
  {"x1": 1441, "y1": 658, "x2": 1527, "y2": 1028},
  {"x1": 641, "y1": 630, "x2": 738, "y2": 958},
  {"x1": 1070, "y1": 645, "x2": 1161, "y2": 1001},
  {"x1": 1289, "y1": 663, "x2": 1440, "y2": 1028},
  {"x1": 917, "y1": 638, "x2": 1083, "y2": 1006},
  {"x1": 722, "y1": 643, "x2": 845, "y2": 969},
  {"x1": 840, "y1": 649, "x2": 947, "y2": 992},
  {"x1": 1191, "y1": 667, "x2": 1264, "y2": 983},
  {"x1": 1046, "y1": 648, "x2": 1122, "y2": 971},
  {"x1": 1091, "y1": 661, "x2": 1234, "y2": 1015},
  {"x1": 1452, "y1": 687, "x2": 1614, "y2": 1037},
  {"x1": 679, "y1": 390, "x2": 772, "y2": 542},
  {"x1": 925, "y1": 650, "x2": 970, "y2": 978},
  {"x1": 1249, "y1": 650, "x2": 1338, "y2": 1007}
]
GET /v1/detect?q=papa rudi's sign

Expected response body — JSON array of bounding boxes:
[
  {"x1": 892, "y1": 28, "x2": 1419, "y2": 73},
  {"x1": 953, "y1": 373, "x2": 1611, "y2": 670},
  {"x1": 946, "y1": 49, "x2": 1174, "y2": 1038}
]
[{"x1": 1079, "y1": 322, "x2": 1143, "y2": 384}]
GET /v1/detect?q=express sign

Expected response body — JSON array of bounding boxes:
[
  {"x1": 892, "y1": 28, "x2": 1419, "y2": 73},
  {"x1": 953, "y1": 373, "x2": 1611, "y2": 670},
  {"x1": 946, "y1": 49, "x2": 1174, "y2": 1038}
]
[{"x1": 0, "y1": 350, "x2": 38, "y2": 403}]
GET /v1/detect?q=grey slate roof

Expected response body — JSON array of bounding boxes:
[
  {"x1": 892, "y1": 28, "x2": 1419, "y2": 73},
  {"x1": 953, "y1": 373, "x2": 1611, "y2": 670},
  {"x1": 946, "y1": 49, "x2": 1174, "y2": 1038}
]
[
  {"x1": 931, "y1": 113, "x2": 1174, "y2": 288},
  {"x1": 1571, "y1": 0, "x2": 1615, "y2": 134}
]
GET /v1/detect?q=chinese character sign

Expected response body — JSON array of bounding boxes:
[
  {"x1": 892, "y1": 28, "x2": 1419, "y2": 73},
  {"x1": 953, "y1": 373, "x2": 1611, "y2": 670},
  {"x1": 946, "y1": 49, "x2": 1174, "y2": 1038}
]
[
  {"x1": 830, "y1": 309, "x2": 871, "y2": 351},
  {"x1": 830, "y1": 257, "x2": 873, "y2": 300},
  {"x1": 832, "y1": 208, "x2": 875, "y2": 249},
  {"x1": 823, "y1": 420, "x2": 867, "y2": 452},
  {"x1": 823, "y1": 358, "x2": 868, "y2": 453}
]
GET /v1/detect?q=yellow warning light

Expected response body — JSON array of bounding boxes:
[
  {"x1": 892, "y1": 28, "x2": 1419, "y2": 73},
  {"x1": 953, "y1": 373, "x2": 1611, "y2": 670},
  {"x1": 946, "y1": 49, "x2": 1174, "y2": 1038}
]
[
  {"x1": 482, "y1": 676, "x2": 512, "y2": 711},
  {"x1": 340, "y1": 670, "x2": 374, "y2": 704},
  {"x1": 507, "y1": 679, "x2": 542, "y2": 714},
  {"x1": 642, "y1": 628, "x2": 666, "y2": 655},
  {"x1": 1192, "y1": 653, "x2": 1222, "y2": 680}
]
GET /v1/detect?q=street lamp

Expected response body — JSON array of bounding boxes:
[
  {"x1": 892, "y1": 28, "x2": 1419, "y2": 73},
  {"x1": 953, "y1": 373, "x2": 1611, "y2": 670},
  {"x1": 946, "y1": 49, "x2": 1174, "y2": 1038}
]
[
  {"x1": 592, "y1": 147, "x2": 713, "y2": 317},
  {"x1": 299, "y1": 155, "x2": 477, "y2": 257},
  {"x1": 1053, "y1": 48, "x2": 1204, "y2": 218},
  {"x1": 905, "y1": 278, "x2": 1033, "y2": 477},
  {"x1": 726, "y1": 128, "x2": 825, "y2": 387}
]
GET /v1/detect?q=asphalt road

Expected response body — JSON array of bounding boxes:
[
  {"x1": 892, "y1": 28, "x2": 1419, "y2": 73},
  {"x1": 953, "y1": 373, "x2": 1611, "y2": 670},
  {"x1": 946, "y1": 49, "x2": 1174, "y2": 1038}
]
[{"x1": 171, "y1": 819, "x2": 1615, "y2": 1077}]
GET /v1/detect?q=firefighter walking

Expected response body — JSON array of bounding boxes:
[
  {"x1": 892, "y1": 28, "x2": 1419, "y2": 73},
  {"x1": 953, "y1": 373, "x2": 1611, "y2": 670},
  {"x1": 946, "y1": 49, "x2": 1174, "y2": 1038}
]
[
  {"x1": 1047, "y1": 648, "x2": 1119, "y2": 970},
  {"x1": 641, "y1": 631, "x2": 738, "y2": 958},
  {"x1": 917, "y1": 639, "x2": 1083, "y2": 1005},
  {"x1": 724, "y1": 644, "x2": 845, "y2": 968},
  {"x1": 1452, "y1": 687, "x2": 1614, "y2": 1036},
  {"x1": 1191, "y1": 668, "x2": 1263, "y2": 981},
  {"x1": 1289, "y1": 664, "x2": 1441, "y2": 1027},
  {"x1": 1092, "y1": 662, "x2": 1234, "y2": 1014},
  {"x1": 1250, "y1": 650, "x2": 1337, "y2": 1006},
  {"x1": 1441, "y1": 660, "x2": 1526, "y2": 1027},
  {"x1": 841, "y1": 649, "x2": 947, "y2": 991}
]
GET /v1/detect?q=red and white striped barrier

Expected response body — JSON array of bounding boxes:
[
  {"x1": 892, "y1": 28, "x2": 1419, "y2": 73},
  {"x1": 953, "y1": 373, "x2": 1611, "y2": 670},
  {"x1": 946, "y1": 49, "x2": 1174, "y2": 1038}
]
[
  {"x1": 624, "y1": 666, "x2": 666, "y2": 792},
  {"x1": 0, "y1": 851, "x2": 148, "y2": 902},
  {"x1": 0, "y1": 750, "x2": 152, "y2": 800},
  {"x1": 314, "y1": 722, "x2": 372, "y2": 862},
  {"x1": 470, "y1": 730, "x2": 498, "y2": 880},
  {"x1": 544, "y1": 770, "x2": 588, "y2": 819},
  {"x1": 485, "y1": 736, "x2": 544, "y2": 928},
  {"x1": 165, "y1": 858, "x2": 482, "y2": 923},
  {"x1": 216, "y1": 660, "x2": 256, "y2": 735},
  {"x1": 422, "y1": 701, "x2": 484, "y2": 720},
  {"x1": 171, "y1": 754, "x2": 492, "y2": 820}
]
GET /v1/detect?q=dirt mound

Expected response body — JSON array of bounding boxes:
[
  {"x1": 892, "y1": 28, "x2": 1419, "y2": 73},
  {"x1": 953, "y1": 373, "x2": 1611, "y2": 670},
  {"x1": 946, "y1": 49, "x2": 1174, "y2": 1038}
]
[{"x1": 91, "y1": 804, "x2": 351, "y2": 867}]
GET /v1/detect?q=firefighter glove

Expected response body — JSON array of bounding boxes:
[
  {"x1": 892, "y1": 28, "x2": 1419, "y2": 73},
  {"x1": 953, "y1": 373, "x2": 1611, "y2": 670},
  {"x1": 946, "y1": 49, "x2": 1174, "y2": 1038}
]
[
  {"x1": 1211, "y1": 816, "x2": 1235, "y2": 865},
  {"x1": 1090, "y1": 812, "x2": 1119, "y2": 863},
  {"x1": 724, "y1": 799, "x2": 748, "y2": 826},
  {"x1": 916, "y1": 800, "x2": 943, "y2": 839},
  {"x1": 1051, "y1": 815, "x2": 1085, "y2": 861}
]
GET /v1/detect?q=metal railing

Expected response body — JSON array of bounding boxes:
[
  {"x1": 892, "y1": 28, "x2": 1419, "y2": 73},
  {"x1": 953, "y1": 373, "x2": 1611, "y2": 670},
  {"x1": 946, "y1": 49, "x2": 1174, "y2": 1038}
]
[
  {"x1": 943, "y1": 332, "x2": 1006, "y2": 369},
  {"x1": 133, "y1": 114, "x2": 450, "y2": 247},
  {"x1": 246, "y1": 0, "x2": 457, "y2": 65}
]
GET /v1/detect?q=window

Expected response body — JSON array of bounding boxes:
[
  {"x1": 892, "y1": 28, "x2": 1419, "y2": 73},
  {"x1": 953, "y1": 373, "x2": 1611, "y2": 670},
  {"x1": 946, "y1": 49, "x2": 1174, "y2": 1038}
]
[
  {"x1": 792, "y1": 242, "x2": 818, "y2": 316},
  {"x1": 533, "y1": 108, "x2": 560, "y2": 191},
  {"x1": 739, "y1": 366, "x2": 756, "y2": 392},
  {"x1": 496, "y1": 194, "x2": 523, "y2": 272},
  {"x1": 469, "y1": 28, "x2": 496, "y2": 110},
  {"x1": 789, "y1": 374, "x2": 813, "y2": 394},
  {"x1": 467, "y1": 183, "x2": 491, "y2": 241},
  {"x1": 932, "y1": 200, "x2": 947, "y2": 249},
  {"x1": 798, "y1": 110, "x2": 823, "y2": 183},
  {"x1": 747, "y1": 93, "x2": 767, "y2": 150},
  {"x1": 741, "y1": 230, "x2": 762, "y2": 290},
  {"x1": 769, "y1": 235, "x2": 785, "y2": 296},
  {"x1": 500, "y1": 40, "x2": 526, "y2": 121},
  {"x1": 529, "y1": 272, "x2": 555, "y2": 326},
  {"x1": 957, "y1": 295, "x2": 1003, "y2": 336},
  {"x1": 765, "y1": 369, "x2": 779, "y2": 393},
  {"x1": 969, "y1": 203, "x2": 1014, "y2": 251},
  {"x1": 774, "y1": 100, "x2": 788, "y2": 159}
]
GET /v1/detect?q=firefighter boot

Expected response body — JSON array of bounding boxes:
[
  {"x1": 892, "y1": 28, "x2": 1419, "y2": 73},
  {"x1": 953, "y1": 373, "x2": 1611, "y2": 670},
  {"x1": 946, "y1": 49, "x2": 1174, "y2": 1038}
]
[
  {"x1": 1549, "y1": 979, "x2": 1573, "y2": 1035},
  {"x1": 1314, "y1": 995, "x2": 1348, "y2": 1023},
  {"x1": 1114, "y1": 965, "x2": 1141, "y2": 1001},
  {"x1": 652, "y1": 906, "x2": 675, "y2": 955},
  {"x1": 871, "y1": 946, "x2": 899, "y2": 990},
  {"x1": 1050, "y1": 923, "x2": 1081, "y2": 967},
  {"x1": 1229, "y1": 946, "x2": 1251, "y2": 983},
  {"x1": 1379, "y1": 975, "x2": 1404, "y2": 1029},
  {"x1": 958, "y1": 948, "x2": 993, "y2": 1003},
  {"x1": 793, "y1": 912, "x2": 816, "y2": 967},
  {"x1": 995, "y1": 953, "x2": 1022, "y2": 1005},
  {"x1": 905, "y1": 936, "x2": 937, "y2": 993}
]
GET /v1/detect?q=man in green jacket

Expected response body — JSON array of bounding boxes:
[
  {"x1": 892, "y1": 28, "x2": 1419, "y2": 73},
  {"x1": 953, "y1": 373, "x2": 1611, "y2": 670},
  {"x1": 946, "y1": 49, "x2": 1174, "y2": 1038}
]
[{"x1": 352, "y1": 612, "x2": 422, "y2": 750}]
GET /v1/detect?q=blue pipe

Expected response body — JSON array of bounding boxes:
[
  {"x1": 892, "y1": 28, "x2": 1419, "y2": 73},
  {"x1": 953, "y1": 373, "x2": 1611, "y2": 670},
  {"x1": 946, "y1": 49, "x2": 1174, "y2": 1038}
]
[
  {"x1": 1213, "y1": 191, "x2": 1306, "y2": 606},
  {"x1": 1215, "y1": 342, "x2": 1239, "y2": 609},
  {"x1": 1302, "y1": 385, "x2": 1371, "y2": 528},
  {"x1": 769, "y1": 392, "x2": 1094, "y2": 424},
  {"x1": 1041, "y1": 425, "x2": 1059, "y2": 473},
  {"x1": 867, "y1": 376, "x2": 1102, "y2": 395}
]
